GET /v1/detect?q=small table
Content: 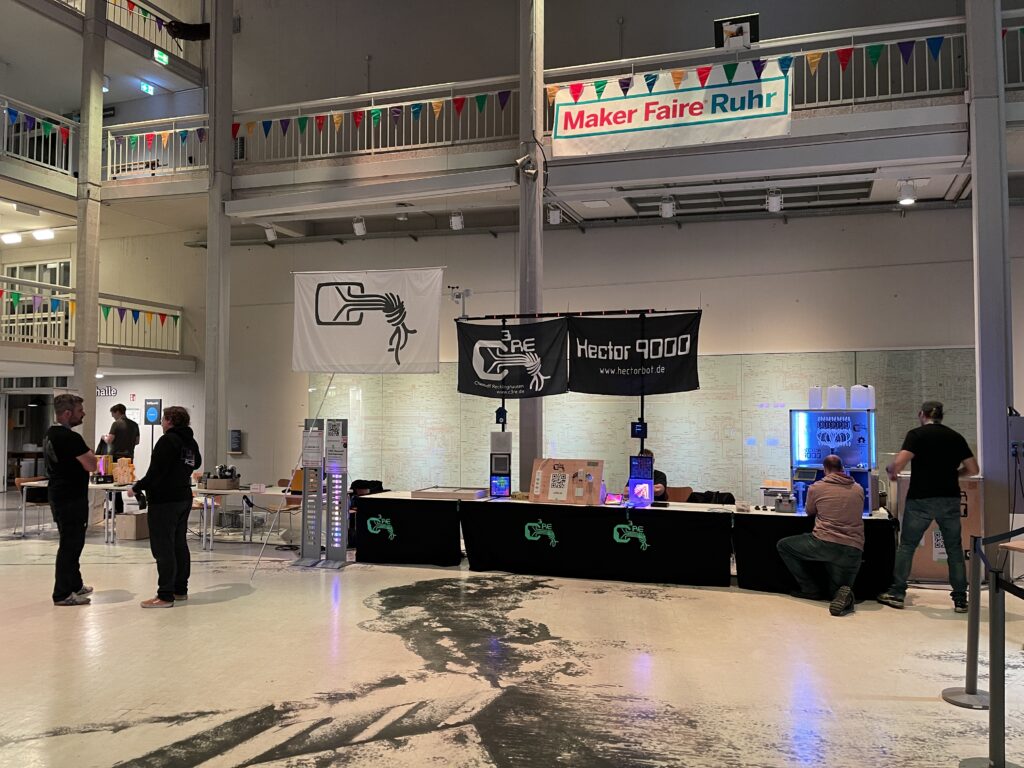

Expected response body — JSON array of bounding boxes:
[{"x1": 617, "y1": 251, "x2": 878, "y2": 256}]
[
  {"x1": 17, "y1": 480, "x2": 131, "y2": 543},
  {"x1": 193, "y1": 488, "x2": 254, "y2": 551}
]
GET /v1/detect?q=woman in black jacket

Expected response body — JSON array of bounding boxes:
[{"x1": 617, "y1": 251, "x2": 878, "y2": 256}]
[{"x1": 131, "y1": 406, "x2": 202, "y2": 608}]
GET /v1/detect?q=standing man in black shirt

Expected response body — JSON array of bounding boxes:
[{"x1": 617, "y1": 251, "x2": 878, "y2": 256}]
[
  {"x1": 104, "y1": 403, "x2": 140, "y2": 514},
  {"x1": 44, "y1": 393, "x2": 99, "y2": 606},
  {"x1": 877, "y1": 401, "x2": 979, "y2": 612}
]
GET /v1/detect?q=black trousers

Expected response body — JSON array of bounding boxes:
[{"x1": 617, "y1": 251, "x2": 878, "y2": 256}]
[
  {"x1": 148, "y1": 500, "x2": 192, "y2": 602},
  {"x1": 51, "y1": 497, "x2": 89, "y2": 602}
]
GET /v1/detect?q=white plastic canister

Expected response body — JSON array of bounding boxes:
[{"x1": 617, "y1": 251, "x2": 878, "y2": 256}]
[
  {"x1": 850, "y1": 384, "x2": 876, "y2": 409},
  {"x1": 808, "y1": 386, "x2": 823, "y2": 409},
  {"x1": 826, "y1": 385, "x2": 847, "y2": 409}
]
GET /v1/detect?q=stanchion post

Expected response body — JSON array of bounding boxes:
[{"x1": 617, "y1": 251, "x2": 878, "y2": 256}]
[{"x1": 943, "y1": 535, "x2": 991, "y2": 709}]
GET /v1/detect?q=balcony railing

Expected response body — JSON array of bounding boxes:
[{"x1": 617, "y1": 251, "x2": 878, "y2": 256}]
[
  {"x1": 1, "y1": 95, "x2": 77, "y2": 176},
  {"x1": 0, "y1": 276, "x2": 182, "y2": 354},
  {"x1": 106, "y1": 114, "x2": 207, "y2": 178}
]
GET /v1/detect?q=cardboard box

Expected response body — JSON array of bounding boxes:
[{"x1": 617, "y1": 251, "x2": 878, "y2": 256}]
[
  {"x1": 202, "y1": 478, "x2": 240, "y2": 490},
  {"x1": 528, "y1": 458, "x2": 605, "y2": 505},
  {"x1": 117, "y1": 512, "x2": 149, "y2": 541}
]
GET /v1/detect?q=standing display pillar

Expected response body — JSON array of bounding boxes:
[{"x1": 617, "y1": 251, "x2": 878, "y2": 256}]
[
  {"x1": 323, "y1": 419, "x2": 349, "y2": 567},
  {"x1": 517, "y1": 0, "x2": 545, "y2": 489},
  {"x1": 296, "y1": 420, "x2": 324, "y2": 566}
]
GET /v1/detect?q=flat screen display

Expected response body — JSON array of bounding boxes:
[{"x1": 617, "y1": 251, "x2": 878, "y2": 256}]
[
  {"x1": 490, "y1": 475, "x2": 511, "y2": 497},
  {"x1": 491, "y1": 454, "x2": 511, "y2": 473},
  {"x1": 629, "y1": 455, "x2": 654, "y2": 481}
]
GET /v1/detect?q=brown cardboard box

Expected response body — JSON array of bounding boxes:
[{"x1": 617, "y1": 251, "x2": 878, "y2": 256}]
[
  {"x1": 117, "y1": 512, "x2": 149, "y2": 541},
  {"x1": 896, "y1": 475, "x2": 983, "y2": 583},
  {"x1": 202, "y1": 478, "x2": 240, "y2": 490},
  {"x1": 528, "y1": 458, "x2": 605, "y2": 505}
]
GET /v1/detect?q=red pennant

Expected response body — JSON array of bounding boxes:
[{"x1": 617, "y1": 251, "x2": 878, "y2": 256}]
[
  {"x1": 835, "y1": 47, "x2": 854, "y2": 72},
  {"x1": 127, "y1": 0, "x2": 135, "y2": 10},
  {"x1": 231, "y1": 122, "x2": 240, "y2": 139},
  {"x1": 353, "y1": 111, "x2": 364, "y2": 129},
  {"x1": 696, "y1": 66, "x2": 713, "y2": 87},
  {"x1": 145, "y1": 132, "x2": 155, "y2": 149},
  {"x1": 453, "y1": 96, "x2": 467, "y2": 116},
  {"x1": 158, "y1": 313, "x2": 167, "y2": 326},
  {"x1": 569, "y1": 83, "x2": 584, "y2": 103},
  {"x1": 315, "y1": 114, "x2": 326, "y2": 132},
  {"x1": 59, "y1": 126, "x2": 69, "y2": 144}
]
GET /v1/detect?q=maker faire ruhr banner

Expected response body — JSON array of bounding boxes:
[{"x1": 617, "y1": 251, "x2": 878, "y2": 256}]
[
  {"x1": 568, "y1": 312, "x2": 701, "y2": 396},
  {"x1": 293, "y1": 267, "x2": 443, "y2": 373},
  {"x1": 552, "y1": 61, "x2": 791, "y2": 157},
  {"x1": 457, "y1": 319, "x2": 568, "y2": 399}
]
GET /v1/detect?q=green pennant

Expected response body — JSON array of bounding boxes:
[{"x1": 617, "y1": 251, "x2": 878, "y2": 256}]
[
  {"x1": 866, "y1": 44, "x2": 884, "y2": 68},
  {"x1": 172, "y1": 315, "x2": 179, "y2": 325},
  {"x1": 9, "y1": 291, "x2": 21, "y2": 307},
  {"x1": 101, "y1": 305, "x2": 111, "y2": 320},
  {"x1": 370, "y1": 108, "x2": 382, "y2": 127},
  {"x1": 129, "y1": 135, "x2": 138, "y2": 148},
  {"x1": 297, "y1": 116, "x2": 308, "y2": 134},
  {"x1": 474, "y1": 94, "x2": 488, "y2": 113},
  {"x1": 722, "y1": 62, "x2": 739, "y2": 83},
  {"x1": 141, "y1": 8, "x2": 149, "y2": 17},
  {"x1": 42, "y1": 121, "x2": 53, "y2": 136},
  {"x1": 594, "y1": 80, "x2": 608, "y2": 99}
]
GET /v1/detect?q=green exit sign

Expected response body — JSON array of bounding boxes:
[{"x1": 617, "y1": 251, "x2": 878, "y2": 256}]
[{"x1": 153, "y1": 48, "x2": 169, "y2": 65}]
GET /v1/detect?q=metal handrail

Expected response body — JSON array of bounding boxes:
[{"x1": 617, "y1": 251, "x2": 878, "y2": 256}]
[
  {"x1": 105, "y1": 113, "x2": 207, "y2": 132},
  {"x1": 1, "y1": 95, "x2": 79, "y2": 128}
]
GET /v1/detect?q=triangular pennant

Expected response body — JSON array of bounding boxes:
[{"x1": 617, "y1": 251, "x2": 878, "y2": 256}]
[
  {"x1": 390, "y1": 106, "x2": 402, "y2": 124},
  {"x1": 594, "y1": 80, "x2": 608, "y2": 99},
  {"x1": 159, "y1": 312, "x2": 167, "y2": 326},
  {"x1": 50, "y1": 298, "x2": 61, "y2": 312},
  {"x1": 696, "y1": 66, "x2": 713, "y2": 87},
  {"x1": 370, "y1": 109, "x2": 381, "y2": 128},
  {"x1": 411, "y1": 103, "x2": 425, "y2": 120},
  {"x1": 897, "y1": 40, "x2": 916, "y2": 65},
  {"x1": 25, "y1": 115, "x2": 36, "y2": 130},
  {"x1": 778, "y1": 55, "x2": 794, "y2": 76},
  {"x1": 231, "y1": 122, "x2": 240, "y2": 139},
  {"x1": 160, "y1": 131, "x2": 170, "y2": 147},
  {"x1": 145, "y1": 311, "x2": 154, "y2": 324},
  {"x1": 131, "y1": 309, "x2": 140, "y2": 324},
  {"x1": 42, "y1": 121, "x2": 53, "y2": 136},
  {"x1": 865, "y1": 44, "x2": 884, "y2": 68},
  {"x1": 115, "y1": 135, "x2": 125, "y2": 147},
  {"x1": 129, "y1": 135, "x2": 138, "y2": 148},
  {"x1": 69, "y1": 299, "x2": 75, "y2": 316},
  {"x1": 0, "y1": 289, "x2": 4, "y2": 300},
  {"x1": 751, "y1": 60, "x2": 767, "y2": 80},
  {"x1": 836, "y1": 47, "x2": 854, "y2": 72},
  {"x1": 670, "y1": 70, "x2": 684, "y2": 89},
  {"x1": 352, "y1": 111, "x2": 364, "y2": 129},
  {"x1": 805, "y1": 51, "x2": 824, "y2": 76},
  {"x1": 618, "y1": 76, "x2": 633, "y2": 96},
  {"x1": 10, "y1": 291, "x2": 20, "y2": 306},
  {"x1": 315, "y1": 114, "x2": 327, "y2": 132},
  {"x1": 545, "y1": 85, "x2": 559, "y2": 106},
  {"x1": 474, "y1": 94, "x2": 488, "y2": 113},
  {"x1": 172, "y1": 315, "x2": 179, "y2": 325},
  {"x1": 246, "y1": 121, "x2": 256, "y2": 136},
  {"x1": 722, "y1": 63, "x2": 739, "y2": 83},
  {"x1": 145, "y1": 132, "x2": 155, "y2": 149},
  {"x1": 196, "y1": 128, "x2": 206, "y2": 143},
  {"x1": 332, "y1": 113, "x2": 344, "y2": 131},
  {"x1": 32, "y1": 295, "x2": 42, "y2": 311},
  {"x1": 569, "y1": 83, "x2": 584, "y2": 102},
  {"x1": 497, "y1": 91, "x2": 511, "y2": 110},
  {"x1": 262, "y1": 120, "x2": 272, "y2": 137},
  {"x1": 279, "y1": 118, "x2": 290, "y2": 135},
  {"x1": 926, "y1": 36, "x2": 945, "y2": 61},
  {"x1": 297, "y1": 116, "x2": 308, "y2": 133},
  {"x1": 179, "y1": 129, "x2": 188, "y2": 143},
  {"x1": 59, "y1": 126, "x2": 69, "y2": 144},
  {"x1": 127, "y1": 0, "x2": 135, "y2": 10},
  {"x1": 140, "y1": 7, "x2": 148, "y2": 17},
  {"x1": 117, "y1": 307, "x2": 127, "y2": 322},
  {"x1": 6, "y1": 109, "x2": 17, "y2": 126},
  {"x1": 644, "y1": 73, "x2": 659, "y2": 92},
  {"x1": 156, "y1": 17, "x2": 163, "y2": 31},
  {"x1": 452, "y1": 97, "x2": 466, "y2": 116},
  {"x1": 432, "y1": 100, "x2": 444, "y2": 118},
  {"x1": 101, "y1": 305, "x2": 111, "y2": 320}
]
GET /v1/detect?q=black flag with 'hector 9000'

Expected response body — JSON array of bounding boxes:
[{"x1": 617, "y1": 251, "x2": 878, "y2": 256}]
[{"x1": 568, "y1": 312, "x2": 701, "y2": 396}]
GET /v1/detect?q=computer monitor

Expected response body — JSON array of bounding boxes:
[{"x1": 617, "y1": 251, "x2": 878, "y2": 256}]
[
  {"x1": 629, "y1": 455, "x2": 654, "y2": 481},
  {"x1": 490, "y1": 475, "x2": 511, "y2": 497}
]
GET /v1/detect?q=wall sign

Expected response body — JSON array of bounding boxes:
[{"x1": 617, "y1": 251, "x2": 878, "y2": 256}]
[{"x1": 144, "y1": 398, "x2": 162, "y2": 426}]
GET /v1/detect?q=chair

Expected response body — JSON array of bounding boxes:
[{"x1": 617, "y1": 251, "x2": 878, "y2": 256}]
[
  {"x1": 666, "y1": 486, "x2": 693, "y2": 503},
  {"x1": 15, "y1": 476, "x2": 49, "y2": 535}
]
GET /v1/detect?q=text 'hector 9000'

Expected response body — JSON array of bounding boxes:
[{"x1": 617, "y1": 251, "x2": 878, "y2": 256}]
[{"x1": 575, "y1": 334, "x2": 692, "y2": 361}]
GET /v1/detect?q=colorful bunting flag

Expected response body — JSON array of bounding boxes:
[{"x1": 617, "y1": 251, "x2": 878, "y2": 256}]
[
  {"x1": 670, "y1": 70, "x2": 685, "y2": 89},
  {"x1": 432, "y1": 100, "x2": 444, "y2": 119},
  {"x1": 751, "y1": 60, "x2": 767, "y2": 79},
  {"x1": 246, "y1": 121, "x2": 256, "y2": 136},
  {"x1": 159, "y1": 312, "x2": 167, "y2": 326},
  {"x1": 7, "y1": 109, "x2": 18, "y2": 125},
  {"x1": 231, "y1": 122, "x2": 240, "y2": 139},
  {"x1": 836, "y1": 47, "x2": 854, "y2": 72},
  {"x1": 131, "y1": 309, "x2": 140, "y2": 324},
  {"x1": 390, "y1": 106, "x2": 402, "y2": 123},
  {"x1": 115, "y1": 135, "x2": 125, "y2": 147},
  {"x1": 865, "y1": 44, "x2": 884, "y2": 68},
  {"x1": 778, "y1": 55, "x2": 794, "y2": 76},
  {"x1": 196, "y1": 128, "x2": 207, "y2": 143},
  {"x1": 59, "y1": 126, "x2": 69, "y2": 144},
  {"x1": 806, "y1": 51, "x2": 824, "y2": 76},
  {"x1": 279, "y1": 119, "x2": 290, "y2": 136},
  {"x1": 25, "y1": 116, "x2": 36, "y2": 131},
  {"x1": 897, "y1": 40, "x2": 916, "y2": 65},
  {"x1": 452, "y1": 97, "x2": 466, "y2": 116},
  {"x1": 926, "y1": 36, "x2": 945, "y2": 61},
  {"x1": 368, "y1": 108, "x2": 380, "y2": 127},
  {"x1": 42, "y1": 121, "x2": 53, "y2": 136},
  {"x1": 127, "y1": 1, "x2": 135, "y2": 10},
  {"x1": 696, "y1": 66, "x2": 713, "y2": 87},
  {"x1": 50, "y1": 298, "x2": 61, "y2": 312},
  {"x1": 145, "y1": 311, "x2": 154, "y2": 324},
  {"x1": 618, "y1": 76, "x2": 633, "y2": 96},
  {"x1": 117, "y1": 307, "x2": 127, "y2": 322},
  {"x1": 172, "y1": 315, "x2": 179, "y2": 325},
  {"x1": 32, "y1": 295, "x2": 42, "y2": 311},
  {"x1": 644, "y1": 73, "x2": 659, "y2": 92},
  {"x1": 722, "y1": 62, "x2": 739, "y2": 83},
  {"x1": 156, "y1": 17, "x2": 163, "y2": 31},
  {"x1": 332, "y1": 113, "x2": 344, "y2": 130},
  {"x1": 0, "y1": 289, "x2": 4, "y2": 299},
  {"x1": 129, "y1": 135, "x2": 138, "y2": 148},
  {"x1": 594, "y1": 80, "x2": 608, "y2": 99},
  {"x1": 69, "y1": 299, "x2": 75, "y2": 316},
  {"x1": 140, "y1": 7, "x2": 148, "y2": 17},
  {"x1": 261, "y1": 120, "x2": 272, "y2": 137},
  {"x1": 101, "y1": 305, "x2": 111, "y2": 320},
  {"x1": 10, "y1": 291, "x2": 20, "y2": 306},
  {"x1": 160, "y1": 131, "x2": 170, "y2": 147},
  {"x1": 411, "y1": 103, "x2": 424, "y2": 120},
  {"x1": 297, "y1": 116, "x2": 308, "y2": 133},
  {"x1": 352, "y1": 111, "x2": 364, "y2": 129},
  {"x1": 145, "y1": 132, "x2": 155, "y2": 149},
  {"x1": 474, "y1": 94, "x2": 488, "y2": 113},
  {"x1": 545, "y1": 85, "x2": 559, "y2": 106},
  {"x1": 315, "y1": 114, "x2": 327, "y2": 131},
  {"x1": 569, "y1": 83, "x2": 584, "y2": 102},
  {"x1": 497, "y1": 90, "x2": 511, "y2": 109},
  {"x1": 179, "y1": 129, "x2": 188, "y2": 143}
]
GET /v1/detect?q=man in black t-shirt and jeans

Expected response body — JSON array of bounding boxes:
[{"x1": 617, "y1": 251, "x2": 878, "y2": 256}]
[
  {"x1": 877, "y1": 401, "x2": 979, "y2": 612},
  {"x1": 104, "y1": 403, "x2": 140, "y2": 515},
  {"x1": 44, "y1": 394, "x2": 99, "y2": 606}
]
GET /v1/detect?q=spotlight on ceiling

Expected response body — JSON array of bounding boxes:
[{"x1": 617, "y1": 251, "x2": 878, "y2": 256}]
[
  {"x1": 765, "y1": 188, "x2": 784, "y2": 213},
  {"x1": 352, "y1": 217, "x2": 367, "y2": 236},
  {"x1": 450, "y1": 211, "x2": 465, "y2": 231},
  {"x1": 659, "y1": 196, "x2": 675, "y2": 219},
  {"x1": 102, "y1": 75, "x2": 111, "y2": 93},
  {"x1": 261, "y1": 225, "x2": 277, "y2": 242},
  {"x1": 1, "y1": 233, "x2": 23, "y2": 245},
  {"x1": 897, "y1": 179, "x2": 917, "y2": 206},
  {"x1": 547, "y1": 206, "x2": 562, "y2": 225},
  {"x1": 95, "y1": 373, "x2": 104, "y2": 379},
  {"x1": 32, "y1": 229, "x2": 55, "y2": 241}
]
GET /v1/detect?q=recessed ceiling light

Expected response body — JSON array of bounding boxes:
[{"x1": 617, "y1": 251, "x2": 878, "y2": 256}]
[
  {"x1": 1, "y1": 233, "x2": 22, "y2": 245},
  {"x1": 95, "y1": 373, "x2": 104, "y2": 379},
  {"x1": 581, "y1": 200, "x2": 611, "y2": 209},
  {"x1": 32, "y1": 229, "x2": 55, "y2": 241},
  {"x1": 102, "y1": 75, "x2": 111, "y2": 93}
]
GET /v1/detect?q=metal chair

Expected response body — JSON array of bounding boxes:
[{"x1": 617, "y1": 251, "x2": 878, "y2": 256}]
[{"x1": 14, "y1": 476, "x2": 49, "y2": 535}]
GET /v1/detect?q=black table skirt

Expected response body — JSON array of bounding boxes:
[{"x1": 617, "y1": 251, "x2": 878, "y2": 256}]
[
  {"x1": 733, "y1": 514, "x2": 897, "y2": 597},
  {"x1": 355, "y1": 497, "x2": 462, "y2": 567},
  {"x1": 461, "y1": 501, "x2": 733, "y2": 587}
]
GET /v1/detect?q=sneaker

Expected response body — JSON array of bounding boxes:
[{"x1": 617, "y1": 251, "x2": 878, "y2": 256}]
[
  {"x1": 76, "y1": 585, "x2": 94, "y2": 596},
  {"x1": 140, "y1": 597, "x2": 174, "y2": 609},
  {"x1": 954, "y1": 599, "x2": 968, "y2": 614},
  {"x1": 54, "y1": 593, "x2": 91, "y2": 606},
  {"x1": 830, "y1": 586, "x2": 856, "y2": 617},
  {"x1": 877, "y1": 592, "x2": 905, "y2": 609},
  {"x1": 172, "y1": 594, "x2": 188, "y2": 601}
]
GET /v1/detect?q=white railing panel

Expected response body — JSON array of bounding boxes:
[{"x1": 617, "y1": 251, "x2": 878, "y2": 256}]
[
  {"x1": 106, "y1": 115, "x2": 207, "y2": 178},
  {"x1": 1, "y1": 96, "x2": 77, "y2": 176}
]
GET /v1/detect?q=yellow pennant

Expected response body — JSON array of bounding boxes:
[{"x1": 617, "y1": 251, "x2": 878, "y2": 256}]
[
  {"x1": 69, "y1": 299, "x2": 76, "y2": 316},
  {"x1": 145, "y1": 311, "x2": 154, "y2": 324},
  {"x1": 546, "y1": 85, "x2": 560, "y2": 106},
  {"x1": 332, "y1": 113, "x2": 344, "y2": 131},
  {"x1": 431, "y1": 100, "x2": 444, "y2": 119},
  {"x1": 671, "y1": 69, "x2": 686, "y2": 90},
  {"x1": 246, "y1": 122, "x2": 256, "y2": 136},
  {"x1": 160, "y1": 131, "x2": 170, "y2": 148},
  {"x1": 806, "y1": 51, "x2": 824, "y2": 76}
]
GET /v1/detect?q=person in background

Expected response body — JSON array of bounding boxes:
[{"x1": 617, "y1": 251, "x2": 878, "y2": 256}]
[
  {"x1": 776, "y1": 455, "x2": 865, "y2": 616},
  {"x1": 44, "y1": 394, "x2": 99, "y2": 606},
  {"x1": 105, "y1": 403, "x2": 140, "y2": 515},
  {"x1": 131, "y1": 406, "x2": 202, "y2": 609},
  {"x1": 877, "y1": 401, "x2": 979, "y2": 613}
]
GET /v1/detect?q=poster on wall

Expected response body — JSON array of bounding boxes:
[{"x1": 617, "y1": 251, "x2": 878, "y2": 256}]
[
  {"x1": 568, "y1": 312, "x2": 701, "y2": 396},
  {"x1": 293, "y1": 267, "x2": 444, "y2": 373},
  {"x1": 456, "y1": 319, "x2": 568, "y2": 399},
  {"x1": 551, "y1": 61, "x2": 791, "y2": 157}
]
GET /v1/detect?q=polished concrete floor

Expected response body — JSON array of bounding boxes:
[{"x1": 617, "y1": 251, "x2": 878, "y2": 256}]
[{"x1": 1, "y1": 494, "x2": 1022, "y2": 767}]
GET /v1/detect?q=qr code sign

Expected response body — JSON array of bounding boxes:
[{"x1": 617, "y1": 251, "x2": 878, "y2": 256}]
[
  {"x1": 328, "y1": 422, "x2": 341, "y2": 437},
  {"x1": 548, "y1": 471, "x2": 568, "y2": 501}
]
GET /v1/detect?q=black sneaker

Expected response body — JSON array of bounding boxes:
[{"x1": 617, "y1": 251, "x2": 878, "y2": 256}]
[
  {"x1": 876, "y1": 592, "x2": 905, "y2": 609},
  {"x1": 830, "y1": 586, "x2": 855, "y2": 616},
  {"x1": 953, "y1": 599, "x2": 968, "y2": 614}
]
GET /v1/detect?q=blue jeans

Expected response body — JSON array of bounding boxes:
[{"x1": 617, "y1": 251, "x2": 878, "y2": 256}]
[
  {"x1": 888, "y1": 497, "x2": 967, "y2": 601},
  {"x1": 777, "y1": 533, "x2": 863, "y2": 597}
]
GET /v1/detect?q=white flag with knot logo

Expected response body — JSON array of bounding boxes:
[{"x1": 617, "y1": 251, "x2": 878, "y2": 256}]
[{"x1": 293, "y1": 267, "x2": 443, "y2": 373}]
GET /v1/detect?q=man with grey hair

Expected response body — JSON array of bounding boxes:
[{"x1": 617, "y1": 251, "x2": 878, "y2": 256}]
[{"x1": 43, "y1": 393, "x2": 99, "y2": 606}]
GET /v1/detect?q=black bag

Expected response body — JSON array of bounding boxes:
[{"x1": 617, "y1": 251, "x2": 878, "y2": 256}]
[{"x1": 689, "y1": 490, "x2": 736, "y2": 505}]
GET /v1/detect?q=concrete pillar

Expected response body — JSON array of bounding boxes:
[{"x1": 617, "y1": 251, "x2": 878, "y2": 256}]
[
  {"x1": 73, "y1": 0, "x2": 106, "y2": 443},
  {"x1": 203, "y1": 0, "x2": 233, "y2": 465},
  {"x1": 517, "y1": 0, "x2": 544, "y2": 490},
  {"x1": 966, "y1": 0, "x2": 1014, "y2": 556}
]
